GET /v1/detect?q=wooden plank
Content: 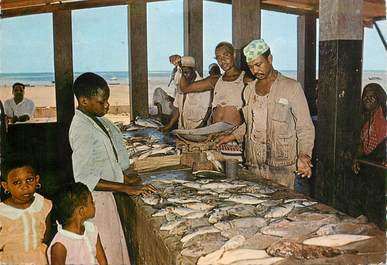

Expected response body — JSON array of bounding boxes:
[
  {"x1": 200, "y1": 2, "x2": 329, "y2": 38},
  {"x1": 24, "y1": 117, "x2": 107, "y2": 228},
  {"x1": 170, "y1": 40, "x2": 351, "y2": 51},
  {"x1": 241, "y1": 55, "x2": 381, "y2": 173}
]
[
  {"x1": 1, "y1": 0, "x2": 131, "y2": 18},
  {"x1": 297, "y1": 14, "x2": 317, "y2": 116},
  {"x1": 232, "y1": 0, "x2": 261, "y2": 70},
  {"x1": 53, "y1": 10, "x2": 75, "y2": 180},
  {"x1": 1, "y1": 0, "x2": 56, "y2": 10},
  {"x1": 133, "y1": 155, "x2": 181, "y2": 172},
  {"x1": 184, "y1": 0, "x2": 203, "y2": 76},
  {"x1": 128, "y1": 1, "x2": 149, "y2": 119}
]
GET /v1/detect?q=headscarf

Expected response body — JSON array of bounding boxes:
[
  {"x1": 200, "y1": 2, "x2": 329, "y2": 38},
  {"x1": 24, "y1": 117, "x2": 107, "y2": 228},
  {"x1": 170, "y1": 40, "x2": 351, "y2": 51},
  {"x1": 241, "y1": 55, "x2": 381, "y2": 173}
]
[{"x1": 243, "y1": 39, "x2": 270, "y2": 63}]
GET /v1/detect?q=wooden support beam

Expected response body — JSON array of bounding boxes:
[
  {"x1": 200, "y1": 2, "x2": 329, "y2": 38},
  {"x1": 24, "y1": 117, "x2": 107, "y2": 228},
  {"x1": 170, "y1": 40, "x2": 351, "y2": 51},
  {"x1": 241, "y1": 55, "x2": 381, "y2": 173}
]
[
  {"x1": 297, "y1": 14, "x2": 317, "y2": 116},
  {"x1": 128, "y1": 1, "x2": 149, "y2": 119},
  {"x1": 1, "y1": 0, "x2": 130, "y2": 18},
  {"x1": 315, "y1": 0, "x2": 384, "y2": 226},
  {"x1": 184, "y1": 0, "x2": 203, "y2": 75},
  {"x1": 53, "y1": 10, "x2": 74, "y2": 126},
  {"x1": 53, "y1": 10, "x2": 74, "y2": 180},
  {"x1": 232, "y1": 0, "x2": 261, "y2": 70}
]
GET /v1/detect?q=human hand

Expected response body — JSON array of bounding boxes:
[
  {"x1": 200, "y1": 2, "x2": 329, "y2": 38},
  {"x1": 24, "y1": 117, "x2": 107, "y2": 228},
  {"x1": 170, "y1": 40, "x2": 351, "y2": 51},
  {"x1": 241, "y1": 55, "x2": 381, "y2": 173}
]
[
  {"x1": 352, "y1": 160, "x2": 360, "y2": 174},
  {"x1": 169, "y1": 55, "x2": 181, "y2": 66},
  {"x1": 160, "y1": 125, "x2": 170, "y2": 133},
  {"x1": 125, "y1": 184, "x2": 158, "y2": 196},
  {"x1": 296, "y1": 154, "x2": 313, "y2": 178},
  {"x1": 215, "y1": 134, "x2": 236, "y2": 148}
]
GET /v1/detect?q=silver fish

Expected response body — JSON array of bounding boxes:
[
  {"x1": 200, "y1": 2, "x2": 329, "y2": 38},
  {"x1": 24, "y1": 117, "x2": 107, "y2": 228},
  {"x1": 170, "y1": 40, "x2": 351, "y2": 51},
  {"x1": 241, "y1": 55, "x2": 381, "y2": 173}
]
[
  {"x1": 134, "y1": 117, "x2": 163, "y2": 128},
  {"x1": 160, "y1": 219, "x2": 184, "y2": 231},
  {"x1": 141, "y1": 194, "x2": 162, "y2": 205},
  {"x1": 183, "y1": 202, "x2": 215, "y2": 211},
  {"x1": 214, "y1": 217, "x2": 267, "y2": 231},
  {"x1": 167, "y1": 197, "x2": 201, "y2": 204},
  {"x1": 226, "y1": 194, "x2": 266, "y2": 205},
  {"x1": 181, "y1": 226, "x2": 220, "y2": 245},
  {"x1": 166, "y1": 206, "x2": 199, "y2": 216},
  {"x1": 264, "y1": 204, "x2": 294, "y2": 219}
]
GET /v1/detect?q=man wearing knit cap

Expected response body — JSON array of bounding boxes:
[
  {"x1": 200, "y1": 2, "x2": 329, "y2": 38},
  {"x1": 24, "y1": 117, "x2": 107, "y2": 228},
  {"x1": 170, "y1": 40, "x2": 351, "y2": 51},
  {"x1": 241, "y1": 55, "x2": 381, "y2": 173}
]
[
  {"x1": 163, "y1": 55, "x2": 212, "y2": 131},
  {"x1": 217, "y1": 39, "x2": 315, "y2": 191}
]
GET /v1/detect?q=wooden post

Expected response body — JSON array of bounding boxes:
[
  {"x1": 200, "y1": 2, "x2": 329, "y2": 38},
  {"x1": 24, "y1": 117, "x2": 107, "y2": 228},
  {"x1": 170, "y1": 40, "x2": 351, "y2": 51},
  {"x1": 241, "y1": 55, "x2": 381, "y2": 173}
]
[
  {"x1": 53, "y1": 10, "x2": 74, "y2": 126},
  {"x1": 53, "y1": 10, "x2": 74, "y2": 180},
  {"x1": 315, "y1": 0, "x2": 383, "y2": 224},
  {"x1": 232, "y1": 0, "x2": 260, "y2": 70},
  {"x1": 128, "y1": 1, "x2": 148, "y2": 119},
  {"x1": 297, "y1": 14, "x2": 317, "y2": 116},
  {"x1": 184, "y1": 0, "x2": 203, "y2": 76}
]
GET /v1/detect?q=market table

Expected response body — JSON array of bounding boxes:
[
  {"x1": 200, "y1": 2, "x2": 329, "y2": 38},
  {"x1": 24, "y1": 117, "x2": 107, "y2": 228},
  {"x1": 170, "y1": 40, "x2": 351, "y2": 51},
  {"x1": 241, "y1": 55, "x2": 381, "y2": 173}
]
[{"x1": 114, "y1": 167, "x2": 385, "y2": 265}]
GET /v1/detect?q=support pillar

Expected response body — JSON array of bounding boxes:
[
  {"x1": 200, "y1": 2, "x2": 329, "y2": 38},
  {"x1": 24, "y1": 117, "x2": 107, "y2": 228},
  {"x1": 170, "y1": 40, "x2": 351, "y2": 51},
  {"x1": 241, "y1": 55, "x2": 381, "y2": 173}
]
[
  {"x1": 53, "y1": 10, "x2": 74, "y2": 181},
  {"x1": 184, "y1": 0, "x2": 203, "y2": 75},
  {"x1": 128, "y1": 1, "x2": 148, "y2": 119},
  {"x1": 297, "y1": 14, "x2": 317, "y2": 116},
  {"x1": 316, "y1": 0, "x2": 384, "y2": 226},
  {"x1": 232, "y1": 0, "x2": 260, "y2": 70}
]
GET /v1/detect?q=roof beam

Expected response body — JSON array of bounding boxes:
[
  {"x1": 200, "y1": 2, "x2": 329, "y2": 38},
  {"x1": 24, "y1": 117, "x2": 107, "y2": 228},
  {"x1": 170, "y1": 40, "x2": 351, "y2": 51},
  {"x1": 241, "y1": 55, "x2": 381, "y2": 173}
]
[{"x1": 1, "y1": 0, "x2": 131, "y2": 18}]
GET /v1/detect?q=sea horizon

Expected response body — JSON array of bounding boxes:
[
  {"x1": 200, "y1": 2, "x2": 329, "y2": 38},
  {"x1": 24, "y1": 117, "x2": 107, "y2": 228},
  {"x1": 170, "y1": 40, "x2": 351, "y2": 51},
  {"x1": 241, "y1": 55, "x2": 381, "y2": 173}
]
[{"x1": 0, "y1": 70, "x2": 385, "y2": 87}]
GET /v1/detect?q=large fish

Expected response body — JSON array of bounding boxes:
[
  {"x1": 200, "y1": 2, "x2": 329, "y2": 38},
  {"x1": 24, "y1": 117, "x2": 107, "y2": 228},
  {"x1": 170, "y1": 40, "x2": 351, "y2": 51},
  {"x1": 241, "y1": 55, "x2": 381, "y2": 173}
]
[
  {"x1": 267, "y1": 240, "x2": 357, "y2": 259},
  {"x1": 214, "y1": 217, "x2": 267, "y2": 231},
  {"x1": 181, "y1": 226, "x2": 220, "y2": 245},
  {"x1": 134, "y1": 116, "x2": 163, "y2": 128}
]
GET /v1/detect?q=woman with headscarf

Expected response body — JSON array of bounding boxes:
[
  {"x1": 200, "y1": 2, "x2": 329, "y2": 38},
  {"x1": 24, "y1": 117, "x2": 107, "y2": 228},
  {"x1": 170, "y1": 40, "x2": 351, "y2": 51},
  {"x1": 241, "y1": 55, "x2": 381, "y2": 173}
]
[{"x1": 352, "y1": 83, "x2": 387, "y2": 174}]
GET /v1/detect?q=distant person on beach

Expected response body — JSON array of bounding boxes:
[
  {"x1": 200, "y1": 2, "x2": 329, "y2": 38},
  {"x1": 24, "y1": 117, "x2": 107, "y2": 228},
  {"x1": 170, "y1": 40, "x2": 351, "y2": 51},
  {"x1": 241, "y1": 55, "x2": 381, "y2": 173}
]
[
  {"x1": 178, "y1": 42, "x2": 254, "y2": 126},
  {"x1": 352, "y1": 83, "x2": 387, "y2": 174},
  {"x1": 152, "y1": 87, "x2": 175, "y2": 125},
  {"x1": 162, "y1": 56, "x2": 212, "y2": 131},
  {"x1": 69, "y1": 72, "x2": 157, "y2": 265},
  {"x1": 217, "y1": 39, "x2": 315, "y2": 190},
  {"x1": 4, "y1": 82, "x2": 35, "y2": 123}
]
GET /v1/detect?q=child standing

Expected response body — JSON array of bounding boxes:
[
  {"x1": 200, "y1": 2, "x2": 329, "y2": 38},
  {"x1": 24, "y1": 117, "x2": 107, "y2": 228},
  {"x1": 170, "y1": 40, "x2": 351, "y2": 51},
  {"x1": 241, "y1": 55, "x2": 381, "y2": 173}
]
[
  {"x1": 48, "y1": 182, "x2": 107, "y2": 265},
  {"x1": 0, "y1": 162, "x2": 52, "y2": 265}
]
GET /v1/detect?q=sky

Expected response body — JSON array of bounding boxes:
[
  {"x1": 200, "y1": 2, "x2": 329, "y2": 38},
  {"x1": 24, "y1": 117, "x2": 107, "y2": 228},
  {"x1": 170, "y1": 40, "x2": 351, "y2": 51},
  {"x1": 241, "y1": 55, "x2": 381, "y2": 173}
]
[{"x1": 0, "y1": 0, "x2": 385, "y2": 73}]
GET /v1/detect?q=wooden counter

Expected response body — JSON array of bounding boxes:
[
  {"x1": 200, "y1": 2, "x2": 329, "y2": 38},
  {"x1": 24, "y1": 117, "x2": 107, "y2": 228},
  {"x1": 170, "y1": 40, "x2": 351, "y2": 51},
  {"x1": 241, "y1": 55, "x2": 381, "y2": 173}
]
[{"x1": 115, "y1": 168, "x2": 385, "y2": 265}]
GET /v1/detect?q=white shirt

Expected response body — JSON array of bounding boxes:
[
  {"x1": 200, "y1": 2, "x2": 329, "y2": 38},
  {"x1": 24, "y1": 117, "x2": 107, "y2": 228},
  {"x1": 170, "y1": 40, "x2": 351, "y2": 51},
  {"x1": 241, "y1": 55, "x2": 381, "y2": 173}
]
[
  {"x1": 69, "y1": 110, "x2": 130, "y2": 191},
  {"x1": 173, "y1": 69, "x2": 211, "y2": 129},
  {"x1": 4, "y1": 97, "x2": 35, "y2": 119}
]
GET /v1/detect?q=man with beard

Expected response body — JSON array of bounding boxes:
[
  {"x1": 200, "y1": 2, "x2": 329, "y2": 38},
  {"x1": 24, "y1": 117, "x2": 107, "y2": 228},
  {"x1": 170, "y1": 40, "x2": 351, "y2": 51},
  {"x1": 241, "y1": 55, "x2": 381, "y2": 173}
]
[
  {"x1": 4, "y1": 83, "x2": 35, "y2": 123},
  {"x1": 217, "y1": 39, "x2": 315, "y2": 189},
  {"x1": 162, "y1": 56, "x2": 211, "y2": 131}
]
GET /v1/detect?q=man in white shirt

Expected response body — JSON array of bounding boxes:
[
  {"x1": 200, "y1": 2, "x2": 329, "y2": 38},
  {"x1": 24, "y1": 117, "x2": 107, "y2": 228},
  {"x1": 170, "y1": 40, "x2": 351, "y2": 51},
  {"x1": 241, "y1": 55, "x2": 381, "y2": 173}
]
[
  {"x1": 162, "y1": 56, "x2": 212, "y2": 131},
  {"x1": 4, "y1": 83, "x2": 35, "y2": 123}
]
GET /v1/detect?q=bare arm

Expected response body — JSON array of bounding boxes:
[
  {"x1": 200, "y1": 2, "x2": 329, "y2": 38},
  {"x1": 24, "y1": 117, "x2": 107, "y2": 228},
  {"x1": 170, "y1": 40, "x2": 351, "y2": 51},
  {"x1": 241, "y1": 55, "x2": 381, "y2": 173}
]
[
  {"x1": 162, "y1": 107, "x2": 179, "y2": 132},
  {"x1": 50, "y1": 242, "x2": 67, "y2": 265},
  {"x1": 180, "y1": 75, "x2": 219, "y2": 93},
  {"x1": 95, "y1": 179, "x2": 157, "y2": 196},
  {"x1": 96, "y1": 235, "x2": 108, "y2": 265}
]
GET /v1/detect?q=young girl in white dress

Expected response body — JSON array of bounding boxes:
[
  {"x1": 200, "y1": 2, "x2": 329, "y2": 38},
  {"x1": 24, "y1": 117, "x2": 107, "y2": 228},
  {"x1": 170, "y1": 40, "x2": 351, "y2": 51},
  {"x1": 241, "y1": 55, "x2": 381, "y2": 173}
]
[{"x1": 48, "y1": 182, "x2": 107, "y2": 265}]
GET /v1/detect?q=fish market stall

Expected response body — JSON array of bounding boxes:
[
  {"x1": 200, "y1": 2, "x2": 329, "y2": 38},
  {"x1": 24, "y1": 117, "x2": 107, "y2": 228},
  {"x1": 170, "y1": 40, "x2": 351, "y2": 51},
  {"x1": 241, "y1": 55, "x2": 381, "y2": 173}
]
[{"x1": 114, "y1": 168, "x2": 385, "y2": 265}]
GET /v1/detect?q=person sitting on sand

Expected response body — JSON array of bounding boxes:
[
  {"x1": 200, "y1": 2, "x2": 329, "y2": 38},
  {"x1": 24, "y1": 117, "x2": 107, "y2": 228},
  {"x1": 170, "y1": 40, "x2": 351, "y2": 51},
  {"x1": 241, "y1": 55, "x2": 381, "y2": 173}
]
[
  {"x1": 175, "y1": 42, "x2": 254, "y2": 127},
  {"x1": 163, "y1": 56, "x2": 212, "y2": 131},
  {"x1": 4, "y1": 83, "x2": 35, "y2": 123}
]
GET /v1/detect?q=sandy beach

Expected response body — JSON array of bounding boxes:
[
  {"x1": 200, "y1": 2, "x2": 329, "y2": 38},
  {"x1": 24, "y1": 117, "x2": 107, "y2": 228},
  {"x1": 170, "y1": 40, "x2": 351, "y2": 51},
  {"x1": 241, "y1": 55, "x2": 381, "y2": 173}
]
[
  {"x1": 0, "y1": 71, "x2": 384, "y2": 122},
  {"x1": 0, "y1": 78, "x2": 175, "y2": 122}
]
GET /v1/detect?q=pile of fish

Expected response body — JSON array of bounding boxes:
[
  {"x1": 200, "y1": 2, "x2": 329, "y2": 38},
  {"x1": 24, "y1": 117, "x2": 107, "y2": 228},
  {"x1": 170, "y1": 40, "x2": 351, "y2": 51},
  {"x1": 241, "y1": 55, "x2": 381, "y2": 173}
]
[
  {"x1": 124, "y1": 135, "x2": 176, "y2": 162},
  {"x1": 115, "y1": 117, "x2": 164, "y2": 132},
  {"x1": 138, "y1": 175, "x2": 378, "y2": 265}
]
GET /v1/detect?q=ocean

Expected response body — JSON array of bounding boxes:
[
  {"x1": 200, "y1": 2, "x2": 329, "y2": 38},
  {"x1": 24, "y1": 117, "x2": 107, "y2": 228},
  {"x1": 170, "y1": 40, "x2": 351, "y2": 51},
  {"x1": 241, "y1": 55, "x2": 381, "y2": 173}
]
[{"x1": 0, "y1": 70, "x2": 385, "y2": 88}]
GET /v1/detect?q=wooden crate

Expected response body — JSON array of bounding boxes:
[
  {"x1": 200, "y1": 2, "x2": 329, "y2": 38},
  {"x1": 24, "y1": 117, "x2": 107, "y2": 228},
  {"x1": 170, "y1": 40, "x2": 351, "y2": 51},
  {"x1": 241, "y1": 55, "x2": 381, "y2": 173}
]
[{"x1": 133, "y1": 155, "x2": 181, "y2": 173}]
